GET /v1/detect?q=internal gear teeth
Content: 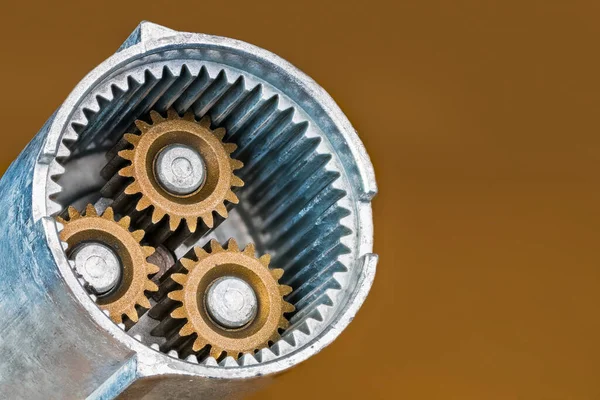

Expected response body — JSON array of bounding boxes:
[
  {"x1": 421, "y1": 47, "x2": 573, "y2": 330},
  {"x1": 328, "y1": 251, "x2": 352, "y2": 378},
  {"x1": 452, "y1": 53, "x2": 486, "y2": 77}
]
[
  {"x1": 239, "y1": 354, "x2": 258, "y2": 366},
  {"x1": 186, "y1": 354, "x2": 199, "y2": 364},
  {"x1": 202, "y1": 357, "x2": 218, "y2": 367},
  {"x1": 219, "y1": 357, "x2": 238, "y2": 367}
]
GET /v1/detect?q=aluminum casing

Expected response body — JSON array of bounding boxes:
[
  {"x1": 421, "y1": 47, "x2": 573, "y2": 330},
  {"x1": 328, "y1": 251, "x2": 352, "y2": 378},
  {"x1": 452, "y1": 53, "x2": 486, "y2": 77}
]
[{"x1": 0, "y1": 22, "x2": 377, "y2": 399}]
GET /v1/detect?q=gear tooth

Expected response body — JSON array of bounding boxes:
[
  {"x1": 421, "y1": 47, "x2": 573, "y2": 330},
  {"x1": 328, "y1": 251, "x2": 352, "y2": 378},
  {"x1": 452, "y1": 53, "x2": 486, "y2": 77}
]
[
  {"x1": 126, "y1": 308, "x2": 139, "y2": 323},
  {"x1": 56, "y1": 216, "x2": 66, "y2": 225},
  {"x1": 136, "y1": 196, "x2": 152, "y2": 211},
  {"x1": 243, "y1": 243, "x2": 256, "y2": 256},
  {"x1": 150, "y1": 110, "x2": 164, "y2": 123},
  {"x1": 146, "y1": 263, "x2": 160, "y2": 276},
  {"x1": 169, "y1": 215, "x2": 182, "y2": 231},
  {"x1": 201, "y1": 212, "x2": 214, "y2": 229},
  {"x1": 279, "y1": 285, "x2": 293, "y2": 296},
  {"x1": 143, "y1": 246, "x2": 155, "y2": 257},
  {"x1": 193, "y1": 338, "x2": 208, "y2": 353},
  {"x1": 135, "y1": 120, "x2": 151, "y2": 133},
  {"x1": 85, "y1": 204, "x2": 97, "y2": 217},
  {"x1": 210, "y1": 239, "x2": 224, "y2": 253},
  {"x1": 170, "y1": 307, "x2": 187, "y2": 320},
  {"x1": 259, "y1": 254, "x2": 271, "y2": 268},
  {"x1": 132, "y1": 230, "x2": 145, "y2": 242},
  {"x1": 109, "y1": 312, "x2": 123, "y2": 325},
  {"x1": 282, "y1": 301, "x2": 295, "y2": 314},
  {"x1": 118, "y1": 166, "x2": 134, "y2": 178},
  {"x1": 230, "y1": 159, "x2": 244, "y2": 170},
  {"x1": 67, "y1": 206, "x2": 80, "y2": 220},
  {"x1": 213, "y1": 127, "x2": 226, "y2": 140},
  {"x1": 179, "y1": 323, "x2": 195, "y2": 337},
  {"x1": 231, "y1": 176, "x2": 244, "y2": 188},
  {"x1": 183, "y1": 111, "x2": 195, "y2": 121},
  {"x1": 270, "y1": 268, "x2": 284, "y2": 280},
  {"x1": 118, "y1": 149, "x2": 135, "y2": 161},
  {"x1": 221, "y1": 355, "x2": 240, "y2": 364},
  {"x1": 145, "y1": 279, "x2": 159, "y2": 292},
  {"x1": 227, "y1": 238, "x2": 239, "y2": 252},
  {"x1": 168, "y1": 290, "x2": 184, "y2": 302},
  {"x1": 215, "y1": 203, "x2": 228, "y2": 219},
  {"x1": 279, "y1": 317, "x2": 291, "y2": 329},
  {"x1": 137, "y1": 296, "x2": 151, "y2": 309},
  {"x1": 224, "y1": 190, "x2": 239, "y2": 204},
  {"x1": 180, "y1": 258, "x2": 197, "y2": 271},
  {"x1": 209, "y1": 346, "x2": 224, "y2": 359},
  {"x1": 171, "y1": 273, "x2": 188, "y2": 284},
  {"x1": 223, "y1": 143, "x2": 237, "y2": 154},
  {"x1": 186, "y1": 217, "x2": 198, "y2": 233},
  {"x1": 118, "y1": 215, "x2": 131, "y2": 229},
  {"x1": 151, "y1": 208, "x2": 166, "y2": 224},
  {"x1": 124, "y1": 182, "x2": 141, "y2": 195},
  {"x1": 199, "y1": 116, "x2": 211, "y2": 128},
  {"x1": 167, "y1": 108, "x2": 179, "y2": 119},
  {"x1": 194, "y1": 247, "x2": 209, "y2": 260},
  {"x1": 102, "y1": 207, "x2": 115, "y2": 221},
  {"x1": 269, "y1": 332, "x2": 282, "y2": 345},
  {"x1": 123, "y1": 133, "x2": 140, "y2": 145}
]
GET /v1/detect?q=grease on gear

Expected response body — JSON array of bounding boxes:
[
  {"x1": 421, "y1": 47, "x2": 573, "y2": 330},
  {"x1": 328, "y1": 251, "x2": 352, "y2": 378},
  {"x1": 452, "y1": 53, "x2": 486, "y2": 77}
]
[
  {"x1": 58, "y1": 204, "x2": 160, "y2": 324},
  {"x1": 166, "y1": 239, "x2": 294, "y2": 360},
  {"x1": 116, "y1": 109, "x2": 244, "y2": 233}
]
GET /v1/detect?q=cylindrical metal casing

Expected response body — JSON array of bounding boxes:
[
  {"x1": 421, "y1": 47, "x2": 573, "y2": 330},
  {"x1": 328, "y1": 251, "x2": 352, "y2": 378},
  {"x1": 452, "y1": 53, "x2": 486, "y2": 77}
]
[{"x1": 0, "y1": 22, "x2": 377, "y2": 399}]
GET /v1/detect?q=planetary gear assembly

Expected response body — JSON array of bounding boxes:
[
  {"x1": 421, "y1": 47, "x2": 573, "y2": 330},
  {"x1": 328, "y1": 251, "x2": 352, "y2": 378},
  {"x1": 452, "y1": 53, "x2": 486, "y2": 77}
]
[{"x1": 0, "y1": 22, "x2": 377, "y2": 399}]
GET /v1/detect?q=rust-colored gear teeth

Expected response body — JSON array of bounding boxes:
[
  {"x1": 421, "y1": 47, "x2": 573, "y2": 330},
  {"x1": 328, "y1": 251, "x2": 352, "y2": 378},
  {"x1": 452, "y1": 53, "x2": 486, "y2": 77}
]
[
  {"x1": 57, "y1": 204, "x2": 160, "y2": 324},
  {"x1": 108, "y1": 109, "x2": 244, "y2": 236},
  {"x1": 158, "y1": 239, "x2": 294, "y2": 360}
]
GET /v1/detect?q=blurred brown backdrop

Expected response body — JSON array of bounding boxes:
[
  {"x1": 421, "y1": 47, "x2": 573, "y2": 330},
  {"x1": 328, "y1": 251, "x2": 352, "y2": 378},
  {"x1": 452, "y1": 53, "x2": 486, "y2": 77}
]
[{"x1": 1, "y1": 1, "x2": 599, "y2": 399}]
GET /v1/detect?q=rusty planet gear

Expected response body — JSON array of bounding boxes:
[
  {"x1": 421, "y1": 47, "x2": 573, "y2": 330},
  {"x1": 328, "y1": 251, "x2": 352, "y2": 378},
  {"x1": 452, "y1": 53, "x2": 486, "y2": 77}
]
[
  {"x1": 165, "y1": 239, "x2": 294, "y2": 360},
  {"x1": 115, "y1": 109, "x2": 244, "y2": 233},
  {"x1": 58, "y1": 204, "x2": 159, "y2": 324}
]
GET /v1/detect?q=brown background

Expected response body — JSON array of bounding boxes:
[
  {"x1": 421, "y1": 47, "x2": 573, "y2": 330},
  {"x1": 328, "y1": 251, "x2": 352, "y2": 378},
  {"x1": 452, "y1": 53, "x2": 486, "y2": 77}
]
[{"x1": 1, "y1": 1, "x2": 599, "y2": 399}]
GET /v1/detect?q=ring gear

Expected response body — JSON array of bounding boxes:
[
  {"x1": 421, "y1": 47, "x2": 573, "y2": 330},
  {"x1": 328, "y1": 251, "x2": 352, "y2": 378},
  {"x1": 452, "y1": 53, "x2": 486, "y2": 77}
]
[
  {"x1": 116, "y1": 109, "x2": 244, "y2": 233},
  {"x1": 167, "y1": 239, "x2": 294, "y2": 360},
  {"x1": 58, "y1": 204, "x2": 160, "y2": 324}
]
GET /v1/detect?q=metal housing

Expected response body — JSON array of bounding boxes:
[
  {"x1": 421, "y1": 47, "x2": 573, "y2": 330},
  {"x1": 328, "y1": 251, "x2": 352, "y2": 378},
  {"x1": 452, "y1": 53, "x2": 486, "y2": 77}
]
[{"x1": 0, "y1": 22, "x2": 377, "y2": 399}]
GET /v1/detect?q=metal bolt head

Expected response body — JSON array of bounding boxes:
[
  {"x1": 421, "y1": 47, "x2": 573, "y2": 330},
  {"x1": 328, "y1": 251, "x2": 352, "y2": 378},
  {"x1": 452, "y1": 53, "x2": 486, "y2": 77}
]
[
  {"x1": 205, "y1": 276, "x2": 258, "y2": 329},
  {"x1": 154, "y1": 144, "x2": 206, "y2": 196},
  {"x1": 70, "y1": 242, "x2": 122, "y2": 295}
]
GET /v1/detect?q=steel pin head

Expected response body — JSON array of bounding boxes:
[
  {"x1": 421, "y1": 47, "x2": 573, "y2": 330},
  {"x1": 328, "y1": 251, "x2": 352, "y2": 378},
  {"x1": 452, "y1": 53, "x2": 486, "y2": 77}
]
[
  {"x1": 205, "y1": 276, "x2": 258, "y2": 329},
  {"x1": 70, "y1": 242, "x2": 122, "y2": 295},
  {"x1": 154, "y1": 144, "x2": 206, "y2": 196}
]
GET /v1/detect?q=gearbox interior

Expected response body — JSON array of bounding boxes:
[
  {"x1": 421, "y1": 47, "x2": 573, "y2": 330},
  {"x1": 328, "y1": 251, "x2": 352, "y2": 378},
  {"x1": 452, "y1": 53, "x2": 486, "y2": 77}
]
[{"x1": 49, "y1": 62, "x2": 354, "y2": 366}]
